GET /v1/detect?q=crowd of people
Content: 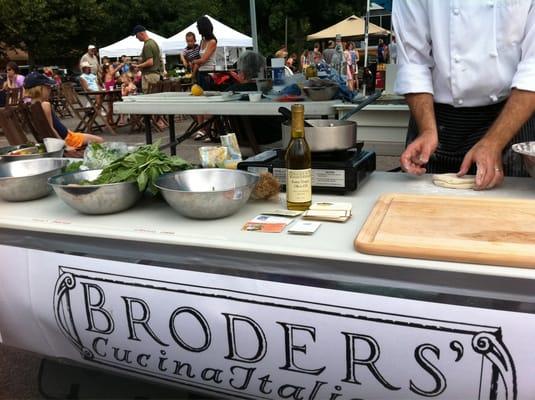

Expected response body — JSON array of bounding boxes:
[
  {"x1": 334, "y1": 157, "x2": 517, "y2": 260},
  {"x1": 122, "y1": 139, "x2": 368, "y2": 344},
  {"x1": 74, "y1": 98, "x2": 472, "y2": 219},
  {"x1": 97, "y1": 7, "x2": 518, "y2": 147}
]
[{"x1": 270, "y1": 37, "x2": 395, "y2": 92}]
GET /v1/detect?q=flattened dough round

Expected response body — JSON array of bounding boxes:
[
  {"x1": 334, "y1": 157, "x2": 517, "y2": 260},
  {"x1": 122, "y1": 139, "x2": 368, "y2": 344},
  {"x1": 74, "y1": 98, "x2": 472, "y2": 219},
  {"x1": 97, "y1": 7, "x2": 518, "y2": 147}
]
[{"x1": 432, "y1": 173, "x2": 476, "y2": 189}]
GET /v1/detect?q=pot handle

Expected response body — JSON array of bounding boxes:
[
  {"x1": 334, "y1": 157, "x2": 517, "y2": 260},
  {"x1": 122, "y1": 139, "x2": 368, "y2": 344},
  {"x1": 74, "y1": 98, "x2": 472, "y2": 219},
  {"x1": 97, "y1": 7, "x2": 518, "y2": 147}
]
[
  {"x1": 278, "y1": 106, "x2": 313, "y2": 127},
  {"x1": 278, "y1": 107, "x2": 292, "y2": 122},
  {"x1": 340, "y1": 91, "x2": 382, "y2": 120}
]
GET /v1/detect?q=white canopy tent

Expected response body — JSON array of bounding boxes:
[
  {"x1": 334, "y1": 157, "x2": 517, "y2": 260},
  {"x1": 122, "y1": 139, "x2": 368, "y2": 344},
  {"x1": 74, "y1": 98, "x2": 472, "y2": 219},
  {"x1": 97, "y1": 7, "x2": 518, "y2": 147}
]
[
  {"x1": 99, "y1": 30, "x2": 168, "y2": 58},
  {"x1": 162, "y1": 15, "x2": 252, "y2": 69}
]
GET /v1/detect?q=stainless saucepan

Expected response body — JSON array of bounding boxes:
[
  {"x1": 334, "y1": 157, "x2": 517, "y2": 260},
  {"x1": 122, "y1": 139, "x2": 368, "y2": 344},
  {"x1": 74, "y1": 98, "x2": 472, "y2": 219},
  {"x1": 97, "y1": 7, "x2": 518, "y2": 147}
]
[
  {"x1": 280, "y1": 91, "x2": 382, "y2": 152},
  {"x1": 281, "y1": 119, "x2": 357, "y2": 152}
]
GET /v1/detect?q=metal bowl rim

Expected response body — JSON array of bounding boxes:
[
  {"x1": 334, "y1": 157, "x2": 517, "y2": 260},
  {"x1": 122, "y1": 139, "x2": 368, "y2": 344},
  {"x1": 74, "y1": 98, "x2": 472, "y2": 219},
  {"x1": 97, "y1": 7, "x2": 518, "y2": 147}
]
[
  {"x1": 0, "y1": 159, "x2": 69, "y2": 181},
  {"x1": 155, "y1": 168, "x2": 259, "y2": 194},
  {"x1": 48, "y1": 169, "x2": 138, "y2": 188},
  {"x1": 0, "y1": 145, "x2": 64, "y2": 158},
  {"x1": 303, "y1": 85, "x2": 338, "y2": 90},
  {"x1": 512, "y1": 142, "x2": 535, "y2": 157}
]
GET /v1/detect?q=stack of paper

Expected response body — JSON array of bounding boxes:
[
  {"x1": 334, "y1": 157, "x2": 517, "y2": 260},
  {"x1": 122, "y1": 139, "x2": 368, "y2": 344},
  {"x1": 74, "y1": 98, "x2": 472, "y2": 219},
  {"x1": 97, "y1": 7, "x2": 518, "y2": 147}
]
[{"x1": 302, "y1": 202, "x2": 352, "y2": 222}]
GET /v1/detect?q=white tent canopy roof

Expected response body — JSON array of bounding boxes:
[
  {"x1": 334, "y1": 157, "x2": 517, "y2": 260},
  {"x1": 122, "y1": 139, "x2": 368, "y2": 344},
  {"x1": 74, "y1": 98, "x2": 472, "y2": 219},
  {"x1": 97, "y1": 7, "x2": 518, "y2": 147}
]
[
  {"x1": 99, "y1": 30, "x2": 167, "y2": 58},
  {"x1": 162, "y1": 15, "x2": 252, "y2": 54},
  {"x1": 307, "y1": 15, "x2": 389, "y2": 41}
]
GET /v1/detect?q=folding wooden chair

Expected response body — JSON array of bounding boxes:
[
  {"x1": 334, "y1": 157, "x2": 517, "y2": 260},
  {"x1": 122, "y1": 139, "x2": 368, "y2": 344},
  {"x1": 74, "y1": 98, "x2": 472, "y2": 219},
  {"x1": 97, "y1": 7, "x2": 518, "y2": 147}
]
[
  {"x1": 25, "y1": 102, "x2": 58, "y2": 142},
  {"x1": 5, "y1": 87, "x2": 23, "y2": 107},
  {"x1": 0, "y1": 107, "x2": 30, "y2": 145},
  {"x1": 25, "y1": 102, "x2": 84, "y2": 157},
  {"x1": 61, "y1": 83, "x2": 100, "y2": 132},
  {"x1": 50, "y1": 85, "x2": 73, "y2": 118}
]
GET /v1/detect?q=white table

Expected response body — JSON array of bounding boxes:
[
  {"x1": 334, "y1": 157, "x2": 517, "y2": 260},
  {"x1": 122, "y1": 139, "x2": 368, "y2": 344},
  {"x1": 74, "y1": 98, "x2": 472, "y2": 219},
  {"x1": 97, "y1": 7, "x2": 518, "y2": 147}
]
[
  {"x1": 115, "y1": 94, "x2": 339, "y2": 154},
  {"x1": 335, "y1": 102, "x2": 411, "y2": 156},
  {"x1": 1, "y1": 172, "x2": 535, "y2": 398}
]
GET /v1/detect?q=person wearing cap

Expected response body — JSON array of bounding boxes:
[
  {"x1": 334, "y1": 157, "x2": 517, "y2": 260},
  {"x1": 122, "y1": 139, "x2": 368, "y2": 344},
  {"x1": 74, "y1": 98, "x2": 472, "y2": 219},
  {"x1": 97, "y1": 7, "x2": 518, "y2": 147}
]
[
  {"x1": 79, "y1": 61, "x2": 101, "y2": 92},
  {"x1": 393, "y1": 1, "x2": 535, "y2": 190},
  {"x1": 23, "y1": 72, "x2": 103, "y2": 149},
  {"x1": 132, "y1": 25, "x2": 162, "y2": 93},
  {"x1": 80, "y1": 45, "x2": 100, "y2": 75}
]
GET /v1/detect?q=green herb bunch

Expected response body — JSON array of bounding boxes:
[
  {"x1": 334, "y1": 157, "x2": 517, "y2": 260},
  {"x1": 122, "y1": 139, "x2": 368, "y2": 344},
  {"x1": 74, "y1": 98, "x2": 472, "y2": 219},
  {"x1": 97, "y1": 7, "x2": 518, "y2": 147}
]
[{"x1": 89, "y1": 143, "x2": 192, "y2": 194}]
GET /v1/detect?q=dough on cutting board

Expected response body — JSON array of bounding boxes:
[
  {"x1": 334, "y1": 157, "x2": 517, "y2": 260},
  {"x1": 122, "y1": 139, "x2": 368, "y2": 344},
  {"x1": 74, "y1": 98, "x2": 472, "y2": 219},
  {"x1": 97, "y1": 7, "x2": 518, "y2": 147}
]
[{"x1": 432, "y1": 173, "x2": 476, "y2": 189}]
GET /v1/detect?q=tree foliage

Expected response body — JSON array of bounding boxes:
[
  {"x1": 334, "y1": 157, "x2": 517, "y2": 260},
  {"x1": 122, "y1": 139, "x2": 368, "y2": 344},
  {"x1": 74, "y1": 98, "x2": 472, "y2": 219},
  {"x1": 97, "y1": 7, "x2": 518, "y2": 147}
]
[
  {"x1": 0, "y1": 0, "x2": 367, "y2": 66},
  {"x1": 0, "y1": 0, "x2": 106, "y2": 64}
]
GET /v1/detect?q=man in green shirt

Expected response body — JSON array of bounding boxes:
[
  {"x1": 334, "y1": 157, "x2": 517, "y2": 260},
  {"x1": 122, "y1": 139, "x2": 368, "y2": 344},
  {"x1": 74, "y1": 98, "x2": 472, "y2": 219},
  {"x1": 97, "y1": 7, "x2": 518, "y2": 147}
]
[{"x1": 133, "y1": 25, "x2": 162, "y2": 93}]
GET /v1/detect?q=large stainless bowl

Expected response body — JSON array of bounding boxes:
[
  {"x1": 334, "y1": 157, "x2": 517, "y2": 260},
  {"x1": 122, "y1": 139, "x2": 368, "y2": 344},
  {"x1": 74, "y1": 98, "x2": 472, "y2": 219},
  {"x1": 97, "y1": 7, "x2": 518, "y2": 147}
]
[
  {"x1": 512, "y1": 142, "x2": 535, "y2": 178},
  {"x1": 0, "y1": 144, "x2": 64, "y2": 162},
  {"x1": 0, "y1": 158, "x2": 70, "y2": 202},
  {"x1": 48, "y1": 169, "x2": 142, "y2": 214},
  {"x1": 155, "y1": 169, "x2": 259, "y2": 219},
  {"x1": 303, "y1": 85, "x2": 338, "y2": 101}
]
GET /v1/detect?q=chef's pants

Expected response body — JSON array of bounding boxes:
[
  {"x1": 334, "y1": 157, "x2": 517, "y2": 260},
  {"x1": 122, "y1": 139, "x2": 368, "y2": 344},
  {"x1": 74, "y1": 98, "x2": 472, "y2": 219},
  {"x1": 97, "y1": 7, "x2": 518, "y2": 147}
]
[{"x1": 406, "y1": 101, "x2": 535, "y2": 176}]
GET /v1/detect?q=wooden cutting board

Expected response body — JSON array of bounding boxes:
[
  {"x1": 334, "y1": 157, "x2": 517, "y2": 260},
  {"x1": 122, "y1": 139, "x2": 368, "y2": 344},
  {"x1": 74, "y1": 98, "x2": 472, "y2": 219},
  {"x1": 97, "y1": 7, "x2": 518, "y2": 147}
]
[{"x1": 355, "y1": 193, "x2": 535, "y2": 268}]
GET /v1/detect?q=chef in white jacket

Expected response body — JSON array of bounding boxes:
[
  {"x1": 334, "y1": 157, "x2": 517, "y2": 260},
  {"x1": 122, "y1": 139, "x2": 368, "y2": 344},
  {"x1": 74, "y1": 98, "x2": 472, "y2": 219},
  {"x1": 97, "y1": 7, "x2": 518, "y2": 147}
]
[{"x1": 393, "y1": 0, "x2": 535, "y2": 189}]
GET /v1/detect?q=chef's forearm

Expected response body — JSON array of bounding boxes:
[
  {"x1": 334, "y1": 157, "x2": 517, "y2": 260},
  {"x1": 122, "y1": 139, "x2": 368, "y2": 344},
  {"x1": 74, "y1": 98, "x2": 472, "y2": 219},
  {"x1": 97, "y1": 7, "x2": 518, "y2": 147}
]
[
  {"x1": 405, "y1": 93, "x2": 437, "y2": 136},
  {"x1": 484, "y1": 89, "x2": 535, "y2": 149}
]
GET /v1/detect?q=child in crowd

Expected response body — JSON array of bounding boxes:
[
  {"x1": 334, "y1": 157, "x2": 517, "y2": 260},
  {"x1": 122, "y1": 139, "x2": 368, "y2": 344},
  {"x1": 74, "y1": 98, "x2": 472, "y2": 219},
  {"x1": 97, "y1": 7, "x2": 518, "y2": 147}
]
[
  {"x1": 118, "y1": 73, "x2": 137, "y2": 126},
  {"x1": 101, "y1": 62, "x2": 123, "y2": 91},
  {"x1": 181, "y1": 31, "x2": 201, "y2": 76},
  {"x1": 24, "y1": 72, "x2": 103, "y2": 149}
]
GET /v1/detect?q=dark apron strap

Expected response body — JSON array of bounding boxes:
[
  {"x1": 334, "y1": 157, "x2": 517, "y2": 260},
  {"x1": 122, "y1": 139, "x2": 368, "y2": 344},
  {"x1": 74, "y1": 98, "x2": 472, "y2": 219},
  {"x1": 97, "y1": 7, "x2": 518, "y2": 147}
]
[{"x1": 406, "y1": 102, "x2": 535, "y2": 177}]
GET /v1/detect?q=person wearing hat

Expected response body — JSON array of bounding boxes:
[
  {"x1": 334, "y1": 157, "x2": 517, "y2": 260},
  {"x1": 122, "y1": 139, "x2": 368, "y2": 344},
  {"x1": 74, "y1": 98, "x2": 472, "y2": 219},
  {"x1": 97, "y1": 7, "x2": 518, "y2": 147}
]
[
  {"x1": 80, "y1": 45, "x2": 100, "y2": 75},
  {"x1": 79, "y1": 61, "x2": 101, "y2": 92},
  {"x1": 132, "y1": 25, "x2": 162, "y2": 93},
  {"x1": 24, "y1": 72, "x2": 103, "y2": 149}
]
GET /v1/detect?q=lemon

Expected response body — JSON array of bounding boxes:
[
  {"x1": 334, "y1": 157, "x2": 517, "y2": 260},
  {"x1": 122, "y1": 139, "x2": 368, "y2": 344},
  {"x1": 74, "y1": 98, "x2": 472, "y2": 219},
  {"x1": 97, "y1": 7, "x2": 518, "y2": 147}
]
[{"x1": 191, "y1": 84, "x2": 204, "y2": 96}]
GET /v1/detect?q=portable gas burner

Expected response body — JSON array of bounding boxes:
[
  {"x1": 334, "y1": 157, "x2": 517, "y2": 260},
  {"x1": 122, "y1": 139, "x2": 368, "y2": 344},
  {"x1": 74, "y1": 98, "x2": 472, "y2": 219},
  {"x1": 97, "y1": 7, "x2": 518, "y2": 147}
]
[{"x1": 238, "y1": 144, "x2": 376, "y2": 193}]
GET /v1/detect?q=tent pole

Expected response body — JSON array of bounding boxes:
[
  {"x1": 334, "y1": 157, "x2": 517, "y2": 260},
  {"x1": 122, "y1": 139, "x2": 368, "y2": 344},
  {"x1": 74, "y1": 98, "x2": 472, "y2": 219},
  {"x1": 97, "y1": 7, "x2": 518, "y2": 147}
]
[
  {"x1": 249, "y1": 0, "x2": 259, "y2": 52},
  {"x1": 362, "y1": 0, "x2": 370, "y2": 95},
  {"x1": 285, "y1": 16, "x2": 288, "y2": 51}
]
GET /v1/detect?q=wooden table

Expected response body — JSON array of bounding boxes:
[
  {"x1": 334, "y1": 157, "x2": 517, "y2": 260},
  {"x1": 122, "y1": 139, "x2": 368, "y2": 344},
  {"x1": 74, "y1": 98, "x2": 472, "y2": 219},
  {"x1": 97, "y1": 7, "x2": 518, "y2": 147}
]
[
  {"x1": 115, "y1": 94, "x2": 339, "y2": 155},
  {"x1": 80, "y1": 89, "x2": 122, "y2": 134}
]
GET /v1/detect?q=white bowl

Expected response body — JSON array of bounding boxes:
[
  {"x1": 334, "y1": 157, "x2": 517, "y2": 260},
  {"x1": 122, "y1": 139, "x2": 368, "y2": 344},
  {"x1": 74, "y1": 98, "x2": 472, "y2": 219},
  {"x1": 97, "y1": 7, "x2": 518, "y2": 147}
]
[
  {"x1": 43, "y1": 138, "x2": 65, "y2": 152},
  {"x1": 249, "y1": 93, "x2": 262, "y2": 102}
]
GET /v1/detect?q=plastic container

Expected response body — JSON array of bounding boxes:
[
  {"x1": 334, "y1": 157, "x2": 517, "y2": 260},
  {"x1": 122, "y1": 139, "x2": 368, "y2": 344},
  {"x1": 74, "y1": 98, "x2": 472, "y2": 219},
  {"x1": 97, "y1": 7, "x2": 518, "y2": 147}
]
[{"x1": 271, "y1": 58, "x2": 285, "y2": 86}]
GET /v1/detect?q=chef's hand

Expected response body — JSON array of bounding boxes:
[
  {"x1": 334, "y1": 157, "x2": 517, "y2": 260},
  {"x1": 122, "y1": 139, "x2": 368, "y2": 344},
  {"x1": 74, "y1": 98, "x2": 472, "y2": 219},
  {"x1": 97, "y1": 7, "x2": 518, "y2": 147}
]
[
  {"x1": 458, "y1": 138, "x2": 504, "y2": 190},
  {"x1": 400, "y1": 131, "x2": 438, "y2": 175}
]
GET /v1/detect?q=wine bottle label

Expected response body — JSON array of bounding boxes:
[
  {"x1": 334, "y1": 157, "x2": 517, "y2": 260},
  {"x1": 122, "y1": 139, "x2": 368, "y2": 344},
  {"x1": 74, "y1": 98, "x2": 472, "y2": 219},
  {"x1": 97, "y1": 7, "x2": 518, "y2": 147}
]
[{"x1": 287, "y1": 169, "x2": 312, "y2": 203}]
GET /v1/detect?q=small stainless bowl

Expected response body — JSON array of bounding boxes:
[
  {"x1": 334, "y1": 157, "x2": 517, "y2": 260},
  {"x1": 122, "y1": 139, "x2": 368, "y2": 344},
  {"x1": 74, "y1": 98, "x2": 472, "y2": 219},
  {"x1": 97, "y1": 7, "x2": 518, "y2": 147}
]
[
  {"x1": 156, "y1": 169, "x2": 259, "y2": 219},
  {"x1": 303, "y1": 85, "x2": 338, "y2": 101},
  {"x1": 512, "y1": 142, "x2": 535, "y2": 178},
  {"x1": 0, "y1": 158, "x2": 70, "y2": 202},
  {"x1": 254, "y1": 78, "x2": 273, "y2": 94},
  {"x1": 48, "y1": 169, "x2": 142, "y2": 214},
  {"x1": 0, "y1": 144, "x2": 64, "y2": 162}
]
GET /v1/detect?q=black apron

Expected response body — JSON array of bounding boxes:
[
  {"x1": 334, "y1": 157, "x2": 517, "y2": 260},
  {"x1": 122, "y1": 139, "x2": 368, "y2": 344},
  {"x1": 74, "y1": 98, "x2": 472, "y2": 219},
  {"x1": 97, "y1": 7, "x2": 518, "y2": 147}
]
[{"x1": 406, "y1": 102, "x2": 535, "y2": 176}]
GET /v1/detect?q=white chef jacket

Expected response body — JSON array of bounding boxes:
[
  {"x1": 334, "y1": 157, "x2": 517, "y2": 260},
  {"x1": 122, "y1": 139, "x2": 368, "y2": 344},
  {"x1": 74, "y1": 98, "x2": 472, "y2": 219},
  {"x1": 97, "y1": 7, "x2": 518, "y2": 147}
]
[{"x1": 393, "y1": 0, "x2": 535, "y2": 107}]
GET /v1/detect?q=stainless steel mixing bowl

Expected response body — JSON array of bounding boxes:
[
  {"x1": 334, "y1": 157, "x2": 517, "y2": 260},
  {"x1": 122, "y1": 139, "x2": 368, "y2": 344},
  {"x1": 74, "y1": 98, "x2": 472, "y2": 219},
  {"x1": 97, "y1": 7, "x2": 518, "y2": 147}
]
[
  {"x1": 155, "y1": 168, "x2": 259, "y2": 219},
  {"x1": 512, "y1": 142, "x2": 535, "y2": 178},
  {"x1": 48, "y1": 169, "x2": 142, "y2": 214},
  {"x1": 0, "y1": 158, "x2": 70, "y2": 201},
  {"x1": 0, "y1": 144, "x2": 64, "y2": 162},
  {"x1": 303, "y1": 85, "x2": 339, "y2": 101}
]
